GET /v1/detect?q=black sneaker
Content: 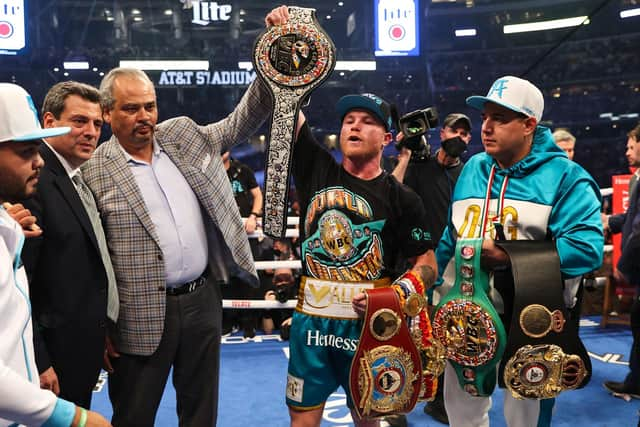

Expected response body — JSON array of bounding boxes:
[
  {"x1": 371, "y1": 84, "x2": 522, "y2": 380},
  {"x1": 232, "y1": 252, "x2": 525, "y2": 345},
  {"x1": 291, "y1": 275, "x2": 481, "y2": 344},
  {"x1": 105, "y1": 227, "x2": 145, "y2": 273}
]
[
  {"x1": 424, "y1": 400, "x2": 449, "y2": 424},
  {"x1": 603, "y1": 380, "x2": 640, "y2": 399},
  {"x1": 383, "y1": 414, "x2": 407, "y2": 427}
]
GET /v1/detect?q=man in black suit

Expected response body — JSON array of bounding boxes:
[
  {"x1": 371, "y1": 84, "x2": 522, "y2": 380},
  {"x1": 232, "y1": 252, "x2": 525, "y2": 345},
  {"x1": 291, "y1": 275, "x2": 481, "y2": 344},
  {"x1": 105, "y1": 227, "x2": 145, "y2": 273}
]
[
  {"x1": 603, "y1": 123, "x2": 640, "y2": 397},
  {"x1": 22, "y1": 81, "x2": 119, "y2": 408}
]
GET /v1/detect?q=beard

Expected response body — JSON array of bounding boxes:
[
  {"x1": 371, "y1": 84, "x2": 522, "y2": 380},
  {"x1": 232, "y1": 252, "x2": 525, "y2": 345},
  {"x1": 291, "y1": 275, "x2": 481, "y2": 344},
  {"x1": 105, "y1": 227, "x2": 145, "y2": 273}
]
[{"x1": 0, "y1": 172, "x2": 37, "y2": 203}]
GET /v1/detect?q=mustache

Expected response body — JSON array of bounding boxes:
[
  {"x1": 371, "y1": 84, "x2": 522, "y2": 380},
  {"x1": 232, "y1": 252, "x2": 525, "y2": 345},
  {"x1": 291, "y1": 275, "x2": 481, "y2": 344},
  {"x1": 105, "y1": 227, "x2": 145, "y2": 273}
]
[{"x1": 134, "y1": 121, "x2": 154, "y2": 131}]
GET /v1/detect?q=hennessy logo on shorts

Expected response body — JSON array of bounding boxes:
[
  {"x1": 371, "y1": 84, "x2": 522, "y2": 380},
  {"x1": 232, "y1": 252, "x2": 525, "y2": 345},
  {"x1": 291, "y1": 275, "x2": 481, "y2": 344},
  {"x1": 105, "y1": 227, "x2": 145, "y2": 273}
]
[{"x1": 306, "y1": 330, "x2": 358, "y2": 351}]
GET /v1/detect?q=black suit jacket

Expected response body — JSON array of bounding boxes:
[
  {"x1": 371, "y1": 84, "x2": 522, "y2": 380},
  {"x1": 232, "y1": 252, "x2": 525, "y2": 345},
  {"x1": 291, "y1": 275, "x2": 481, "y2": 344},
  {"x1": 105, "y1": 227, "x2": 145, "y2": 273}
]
[
  {"x1": 611, "y1": 175, "x2": 640, "y2": 285},
  {"x1": 22, "y1": 144, "x2": 109, "y2": 371},
  {"x1": 618, "y1": 180, "x2": 640, "y2": 285}
]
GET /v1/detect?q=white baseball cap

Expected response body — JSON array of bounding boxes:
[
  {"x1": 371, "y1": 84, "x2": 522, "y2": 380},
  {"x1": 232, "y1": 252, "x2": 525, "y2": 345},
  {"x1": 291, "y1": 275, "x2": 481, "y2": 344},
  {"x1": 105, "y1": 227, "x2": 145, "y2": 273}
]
[
  {"x1": 466, "y1": 76, "x2": 544, "y2": 122},
  {"x1": 0, "y1": 83, "x2": 70, "y2": 143}
]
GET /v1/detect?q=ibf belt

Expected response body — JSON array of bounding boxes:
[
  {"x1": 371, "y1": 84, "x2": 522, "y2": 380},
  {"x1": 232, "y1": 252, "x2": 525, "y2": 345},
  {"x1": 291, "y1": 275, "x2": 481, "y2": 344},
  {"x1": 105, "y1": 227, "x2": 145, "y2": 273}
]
[
  {"x1": 253, "y1": 7, "x2": 336, "y2": 238},
  {"x1": 350, "y1": 288, "x2": 422, "y2": 419},
  {"x1": 297, "y1": 276, "x2": 391, "y2": 320},
  {"x1": 494, "y1": 241, "x2": 590, "y2": 400},
  {"x1": 432, "y1": 238, "x2": 507, "y2": 397}
]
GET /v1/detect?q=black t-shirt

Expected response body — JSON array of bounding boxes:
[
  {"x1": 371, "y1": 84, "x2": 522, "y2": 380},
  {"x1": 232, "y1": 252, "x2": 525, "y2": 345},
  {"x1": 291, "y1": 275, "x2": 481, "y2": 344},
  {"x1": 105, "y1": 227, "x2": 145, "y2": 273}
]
[
  {"x1": 292, "y1": 123, "x2": 433, "y2": 280},
  {"x1": 404, "y1": 153, "x2": 463, "y2": 244},
  {"x1": 226, "y1": 160, "x2": 259, "y2": 217}
]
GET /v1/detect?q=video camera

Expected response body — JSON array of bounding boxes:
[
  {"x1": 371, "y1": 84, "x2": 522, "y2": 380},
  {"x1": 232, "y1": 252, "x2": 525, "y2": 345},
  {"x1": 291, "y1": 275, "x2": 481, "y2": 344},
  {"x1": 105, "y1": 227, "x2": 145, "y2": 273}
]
[{"x1": 392, "y1": 106, "x2": 439, "y2": 161}]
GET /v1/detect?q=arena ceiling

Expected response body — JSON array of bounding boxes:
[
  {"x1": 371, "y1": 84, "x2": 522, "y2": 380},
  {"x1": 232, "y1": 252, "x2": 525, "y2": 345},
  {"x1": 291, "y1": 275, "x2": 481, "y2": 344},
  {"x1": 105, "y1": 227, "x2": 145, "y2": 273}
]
[
  {"x1": 31, "y1": 0, "x2": 639, "y2": 50},
  {"x1": 9, "y1": 0, "x2": 640, "y2": 74}
]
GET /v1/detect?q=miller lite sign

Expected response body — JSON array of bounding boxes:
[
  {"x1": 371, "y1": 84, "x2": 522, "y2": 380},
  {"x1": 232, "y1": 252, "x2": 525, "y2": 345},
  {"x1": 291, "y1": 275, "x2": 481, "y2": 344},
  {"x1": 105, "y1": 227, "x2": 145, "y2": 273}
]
[
  {"x1": 180, "y1": 0, "x2": 231, "y2": 26},
  {"x1": 374, "y1": 0, "x2": 419, "y2": 57},
  {"x1": 0, "y1": 0, "x2": 26, "y2": 54}
]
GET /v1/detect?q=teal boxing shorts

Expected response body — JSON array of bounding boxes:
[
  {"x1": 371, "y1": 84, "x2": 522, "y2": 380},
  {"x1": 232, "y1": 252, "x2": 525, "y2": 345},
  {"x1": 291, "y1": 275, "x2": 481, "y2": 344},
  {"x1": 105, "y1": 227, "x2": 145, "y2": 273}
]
[{"x1": 285, "y1": 311, "x2": 362, "y2": 410}]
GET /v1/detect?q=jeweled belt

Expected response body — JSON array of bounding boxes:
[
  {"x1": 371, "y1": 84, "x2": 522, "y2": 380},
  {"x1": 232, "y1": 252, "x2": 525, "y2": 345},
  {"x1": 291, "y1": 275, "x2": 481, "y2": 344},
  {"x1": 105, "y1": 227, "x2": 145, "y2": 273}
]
[
  {"x1": 432, "y1": 238, "x2": 507, "y2": 397},
  {"x1": 252, "y1": 6, "x2": 336, "y2": 238}
]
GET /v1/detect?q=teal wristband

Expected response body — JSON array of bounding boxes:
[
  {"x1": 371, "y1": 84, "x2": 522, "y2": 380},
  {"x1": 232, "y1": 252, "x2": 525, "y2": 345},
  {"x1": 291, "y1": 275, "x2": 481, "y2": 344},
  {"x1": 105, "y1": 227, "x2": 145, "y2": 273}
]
[{"x1": 78, "y1": 408, "x2": 88, "y2": 427}]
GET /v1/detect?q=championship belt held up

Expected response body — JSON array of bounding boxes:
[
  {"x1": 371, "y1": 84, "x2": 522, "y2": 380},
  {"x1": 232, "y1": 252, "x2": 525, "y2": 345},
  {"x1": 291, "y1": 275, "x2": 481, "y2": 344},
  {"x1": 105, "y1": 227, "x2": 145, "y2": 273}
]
[
  {"x1": 253, "y1": 7, "x2": 336, "y2": 238},
  {"x1": 350, "y1": 288, "x2": 422, "y2": 419}
]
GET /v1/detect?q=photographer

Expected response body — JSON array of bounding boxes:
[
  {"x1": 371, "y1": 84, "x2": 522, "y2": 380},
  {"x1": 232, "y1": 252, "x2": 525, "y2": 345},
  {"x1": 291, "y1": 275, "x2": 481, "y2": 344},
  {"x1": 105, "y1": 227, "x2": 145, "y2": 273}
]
[
  {"x1": 393, "y1": 113, "x2": 472, "y2": 244},
  {"x1": 391, "y1": 112, "x2": 472, "y2": 425},
  {"x1": 263, "y1": 268, "x2": 298, "y2": 339}
]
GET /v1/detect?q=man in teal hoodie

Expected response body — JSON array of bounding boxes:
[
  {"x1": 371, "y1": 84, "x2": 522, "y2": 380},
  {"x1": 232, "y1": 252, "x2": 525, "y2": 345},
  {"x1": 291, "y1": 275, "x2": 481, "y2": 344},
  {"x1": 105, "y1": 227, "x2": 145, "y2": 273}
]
[{"x1": 434, "y1": 76, "x2": 604, "y2": 427}]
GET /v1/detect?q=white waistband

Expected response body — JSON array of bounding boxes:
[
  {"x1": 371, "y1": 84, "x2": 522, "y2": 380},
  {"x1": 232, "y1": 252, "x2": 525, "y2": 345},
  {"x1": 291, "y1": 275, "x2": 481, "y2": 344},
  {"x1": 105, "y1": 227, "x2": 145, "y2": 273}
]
[{"x1": 297, "y1": 276, "x2": 391, "y2": 320}]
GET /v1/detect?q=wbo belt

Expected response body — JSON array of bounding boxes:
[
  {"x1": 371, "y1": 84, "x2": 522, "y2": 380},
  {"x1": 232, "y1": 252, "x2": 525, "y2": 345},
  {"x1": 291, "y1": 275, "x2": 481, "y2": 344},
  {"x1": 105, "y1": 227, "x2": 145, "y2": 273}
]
[
  {"x1": 166, "y1": 273, "x2": 207, "y2": 296},
  {"x1": 350, "y1": 288, "x2": 423, "y2": 419}
]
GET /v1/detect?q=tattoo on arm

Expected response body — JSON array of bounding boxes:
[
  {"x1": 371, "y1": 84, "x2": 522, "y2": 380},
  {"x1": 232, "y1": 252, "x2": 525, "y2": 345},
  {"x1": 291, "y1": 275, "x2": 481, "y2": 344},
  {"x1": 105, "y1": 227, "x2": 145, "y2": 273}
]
[{"x1": 415, "y1": 265, "x2": 436, "y2": 289}]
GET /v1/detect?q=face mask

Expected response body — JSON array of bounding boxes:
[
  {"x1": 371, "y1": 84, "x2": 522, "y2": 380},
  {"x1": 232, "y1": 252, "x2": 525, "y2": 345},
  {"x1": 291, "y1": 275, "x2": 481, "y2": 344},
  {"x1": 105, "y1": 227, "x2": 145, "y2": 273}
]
[{"x1": 441, "y1": 136, "x2": 468, "y2": 158}]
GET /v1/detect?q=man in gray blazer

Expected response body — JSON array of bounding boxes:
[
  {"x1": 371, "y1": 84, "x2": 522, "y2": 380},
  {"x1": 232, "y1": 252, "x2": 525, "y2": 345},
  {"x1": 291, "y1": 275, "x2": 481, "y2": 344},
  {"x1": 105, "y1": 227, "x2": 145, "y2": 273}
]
[{"x1": 82, "y1": 66, "x2": 271, "y2": 426}]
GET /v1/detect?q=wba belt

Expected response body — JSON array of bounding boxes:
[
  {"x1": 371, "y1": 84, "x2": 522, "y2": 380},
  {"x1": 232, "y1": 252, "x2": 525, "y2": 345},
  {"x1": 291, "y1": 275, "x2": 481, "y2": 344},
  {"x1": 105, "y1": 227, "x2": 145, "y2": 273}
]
[
  {"x1": 297, "y1": 276, "x2": 391, "y2": 320},
  {"x1": 349, "y1": 287, "x2": 422, "y2": 419},
  {"x1": 253, "y1": 7, "x2": 335, "y2": 238},
  {"x1": 432, "y1": 238, "x2": 507, "y2": 397},
  {"x1": 495, "y1": 240, "x2": 589, "y2": 400}
]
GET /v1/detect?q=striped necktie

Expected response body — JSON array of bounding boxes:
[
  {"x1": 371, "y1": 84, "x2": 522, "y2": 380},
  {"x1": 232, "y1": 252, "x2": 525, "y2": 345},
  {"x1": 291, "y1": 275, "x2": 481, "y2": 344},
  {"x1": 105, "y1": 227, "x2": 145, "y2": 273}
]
[{"x1": 72, "y1": 172, "x2": 119, "y2": 322}]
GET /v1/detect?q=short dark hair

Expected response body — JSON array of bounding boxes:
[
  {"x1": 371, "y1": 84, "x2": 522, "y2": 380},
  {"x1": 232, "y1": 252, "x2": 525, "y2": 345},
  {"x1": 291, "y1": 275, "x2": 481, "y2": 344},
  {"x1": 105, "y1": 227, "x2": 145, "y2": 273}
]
[
  {"x1": 41, "y1": 81, "x2": 100, "y2": 119},
  {"x1": 628, "y1": 123, "x2": 640, "y2": 142}
]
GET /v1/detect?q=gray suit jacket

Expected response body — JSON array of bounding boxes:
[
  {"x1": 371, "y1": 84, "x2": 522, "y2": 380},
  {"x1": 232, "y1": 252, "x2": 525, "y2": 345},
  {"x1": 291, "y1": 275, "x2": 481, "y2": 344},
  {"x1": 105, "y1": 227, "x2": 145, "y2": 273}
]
[{"x1": 82, "y1": 79, "x2": 272, "y2": 355}]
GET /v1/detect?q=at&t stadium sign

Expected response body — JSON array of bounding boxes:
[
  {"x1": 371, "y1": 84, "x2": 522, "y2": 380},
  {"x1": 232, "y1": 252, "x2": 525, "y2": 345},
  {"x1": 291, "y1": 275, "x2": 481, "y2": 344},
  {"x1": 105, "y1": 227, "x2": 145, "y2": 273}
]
[{"x1": 157, "y1": 70, "x2": 257, "y2": 87}]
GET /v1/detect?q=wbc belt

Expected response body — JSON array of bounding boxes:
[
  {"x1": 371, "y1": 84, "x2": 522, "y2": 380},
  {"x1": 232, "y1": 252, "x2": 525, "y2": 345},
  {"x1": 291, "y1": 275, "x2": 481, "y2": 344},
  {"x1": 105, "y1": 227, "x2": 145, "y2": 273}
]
[
  {"x1": 432, "y1": 238, "x2": 507, "y2": 397},
  {"x1": 350, "y1": 288, "x2": 422, "y2": 419},
  {"x1": 253, "y1": 7, "x2": 336, "y2": 238},
  {"x1": 495, "y1": 241, "x2": 589, "y2": 400}
]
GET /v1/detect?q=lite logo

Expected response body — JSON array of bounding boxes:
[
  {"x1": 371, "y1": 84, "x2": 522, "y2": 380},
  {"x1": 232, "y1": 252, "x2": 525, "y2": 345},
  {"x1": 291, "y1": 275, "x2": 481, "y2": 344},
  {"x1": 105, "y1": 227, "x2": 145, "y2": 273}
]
[
  {"x1": 1, "y1": 2, "x2": 21, "y2": 16},
  {"x1": 0, "y1": 0, "x2": 25, "y2": 51},
  {"x1": 181, "y1": 0, "x2": 232, "y2": 26},
  {"x1": 375, "y1": 0, "x2": 417, "y2": 54}
]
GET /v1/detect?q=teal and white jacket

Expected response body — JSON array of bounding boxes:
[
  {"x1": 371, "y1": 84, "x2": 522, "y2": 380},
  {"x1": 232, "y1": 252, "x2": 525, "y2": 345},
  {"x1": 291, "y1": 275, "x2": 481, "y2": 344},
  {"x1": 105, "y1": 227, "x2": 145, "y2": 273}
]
[
  {"x1": 0, "y1": 208, "x2": 75, "y2": 427},
  {"x1": 433, "y1": 126, "x2": 604, "y2": 309}
]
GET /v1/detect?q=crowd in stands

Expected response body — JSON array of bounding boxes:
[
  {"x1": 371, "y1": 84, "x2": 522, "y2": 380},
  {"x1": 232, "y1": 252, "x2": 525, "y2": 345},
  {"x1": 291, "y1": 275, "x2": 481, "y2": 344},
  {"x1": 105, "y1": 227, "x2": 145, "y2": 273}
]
[{"x1": 4, "y1": 28, "x2": 639, "y2": 191}]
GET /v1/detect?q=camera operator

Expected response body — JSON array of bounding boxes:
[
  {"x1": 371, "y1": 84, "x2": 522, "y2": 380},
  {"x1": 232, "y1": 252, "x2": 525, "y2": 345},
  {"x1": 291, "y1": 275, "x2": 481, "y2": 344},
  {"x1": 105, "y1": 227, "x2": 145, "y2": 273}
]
[
  {"x1": 393, "y1": 113, "x2": 472, "y2": 244},
  {"x1": 263, "y1": 268, "x2": 298, "y2": 340},
  {"x1": 391, "y1": 112, "x2": 472, "y2": 425}
]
